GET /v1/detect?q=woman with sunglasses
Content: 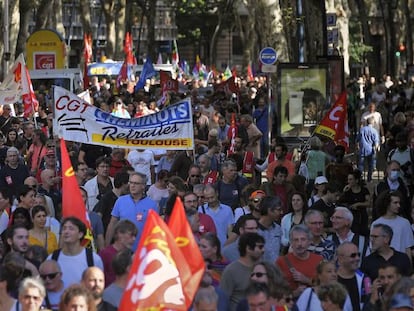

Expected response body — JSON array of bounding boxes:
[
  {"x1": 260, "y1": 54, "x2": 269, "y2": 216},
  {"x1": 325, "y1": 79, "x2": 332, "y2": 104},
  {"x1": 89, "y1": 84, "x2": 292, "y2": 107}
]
[
  {"x1": 281, "y1": 192, "x2": 308, "y2": 249},
  {"x1": 295, "y1": 260, "x2": 352, "y2": 311},
  {"x1": 29, "y1": 205, "x2": 58, "y2": 254}
]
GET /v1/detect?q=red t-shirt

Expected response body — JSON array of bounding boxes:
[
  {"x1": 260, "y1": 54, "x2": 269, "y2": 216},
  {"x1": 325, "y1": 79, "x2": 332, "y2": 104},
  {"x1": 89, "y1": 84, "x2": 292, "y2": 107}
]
[{"x1": 276, "y1": 252, "x2": 323, "y2": 290}]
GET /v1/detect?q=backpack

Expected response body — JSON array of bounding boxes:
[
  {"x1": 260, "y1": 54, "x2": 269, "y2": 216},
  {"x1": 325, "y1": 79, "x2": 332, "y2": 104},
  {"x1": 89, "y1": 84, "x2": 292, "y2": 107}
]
[{"x1": 51, "y1": 248, "x2": 94, "y2": 267}]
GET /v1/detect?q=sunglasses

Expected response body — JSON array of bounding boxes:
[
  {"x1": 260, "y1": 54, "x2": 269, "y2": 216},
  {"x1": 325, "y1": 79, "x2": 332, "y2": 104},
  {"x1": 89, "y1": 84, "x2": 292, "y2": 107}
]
[
  {"x1": 347, "y1": 252, "x2": 361, "y2": 258},
  {"x1": 285, "y1": 297, "x2": 294, "y2": 303},
  {"x1": 251, "y1": 272, "x2": 267, "y2": 278},
  {"x1": 40, "y1": 272, "x2": 60, "y2": 280},
  {"x1": 190, "y1": 175, "x2": 200, "y2": 178}
]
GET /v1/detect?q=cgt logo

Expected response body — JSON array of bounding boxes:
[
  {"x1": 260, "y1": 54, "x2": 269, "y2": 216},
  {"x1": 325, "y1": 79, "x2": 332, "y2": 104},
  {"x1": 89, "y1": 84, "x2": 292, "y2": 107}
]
[{"x1": 35, "y1": 54, "x2": 55, "y2": 69}]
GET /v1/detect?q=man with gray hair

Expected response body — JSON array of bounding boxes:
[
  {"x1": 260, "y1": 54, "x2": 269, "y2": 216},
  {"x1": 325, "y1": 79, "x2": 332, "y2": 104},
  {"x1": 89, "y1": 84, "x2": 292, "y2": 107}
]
[
  {"x1": 361, "y1": 223, "x2": 411, "y2": 280},
  {"x1": 276, "y1": 224, "x2": 323, "y2": 297},
  {"x1": 193, "y1": 286, "x2": 219, "y2": 311},
  {"x1": 18, "y1": 277, "x2": 46, "y2": 311},
  {"x1": 105, "y1": 172, "x2": 158, "y2": 251},
  {"x1": 0, "y1": 146, "x2": 30, "y2": 195},
  {"x1": 304, "y1": 209, "x2": 336, "y2": 260},
  {"x1": 327, "y1": 206, "x2": 370, "y2": 264},
  {"x1": 215, "y1": 160, "x2": 248, "y2": 210}
]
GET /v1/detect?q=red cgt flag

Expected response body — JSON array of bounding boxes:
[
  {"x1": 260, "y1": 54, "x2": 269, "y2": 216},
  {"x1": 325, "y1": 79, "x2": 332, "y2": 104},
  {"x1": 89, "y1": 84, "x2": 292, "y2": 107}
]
[
  {"x1": 168, "y1": 197, "x2": 205, "y2": 306},
  {"x1": 60, "y1": 139, "x2": 94, "y2": 247},
  {"x1": 213, "y1": 76, "x2": 239, "y2": 94},
  {"x1": 160, "y1": 70, "x2": 179, "y2": 93},
  {"x1": 83, "y1": 33, "x2": 92, "y2": 88},
  {"x1": 119, "y1": 210, "x2": 192, "y2": 311},
  {"x1": 314, "y1": 91, "x2": 349, "y2": 150}
]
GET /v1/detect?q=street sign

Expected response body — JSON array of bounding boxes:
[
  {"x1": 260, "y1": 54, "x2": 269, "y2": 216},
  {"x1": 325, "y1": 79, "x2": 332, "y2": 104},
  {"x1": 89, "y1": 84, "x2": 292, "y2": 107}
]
[
  {"x1": 261, "y1": 64, "x2": 277, "y2": 73},
  {"x1": 259, "y1": 47, "x2": 278, "y2": 65}
]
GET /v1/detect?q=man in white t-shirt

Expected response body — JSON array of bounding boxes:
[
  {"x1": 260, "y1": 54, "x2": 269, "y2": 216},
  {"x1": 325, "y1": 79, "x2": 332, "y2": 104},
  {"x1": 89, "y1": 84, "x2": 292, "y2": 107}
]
[
  {"x1": 371, "y1": 191, "x2": 414, "y2": 262},
  {"x1": 47, "y1": 217, "x2": 104, "y2": 290},
  {"x1": 127, "y1": 149, "x2": 155, "y2": 187},
  {"x1": 360, "y1": 102, "x2": 385, "y2": 143}
]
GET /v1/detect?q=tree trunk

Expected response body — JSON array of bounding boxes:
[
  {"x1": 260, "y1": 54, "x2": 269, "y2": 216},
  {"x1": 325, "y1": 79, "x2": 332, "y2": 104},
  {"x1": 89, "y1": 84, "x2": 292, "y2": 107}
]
[
  {"x1": 279, "y1": 1, "x2": 297, "y2": 62},
  {"x1": 35, "y1": 0, "x2": 53, "y2": 30},
  {"x1": 209, "y1": 0, "x2": 235, "y2": 67},
  {"x1": 115, "y1": 0, "x2": 126, "y2": 59},
  {"x1": 100, "y1": 0, "x2": 116, "y2": 59},
  {"x1": 146, "y1": 0, "x2": 157, "y2": 61},
  {"x1": 402, "y1": 0, "x2": 412, "y2": 65},
  {"x1": 52, "y1": 0, "x2": 65, "y2": 39},
  {"x1": 78, "y1": 0, "x2": 92, "y2": 35},
  {"x1": 353, "y1": 0, "x2": 376, "y2": 76},
  {"x1": 303, "y1": 0, "x2": 326, "y2": 61},
  {"x1": 262, "y1": 0, "x2": 289, "y2": 62},
  {"x1": 15, "y1": 0, "x2": 32, "y2": 57},
  {"x1": 9, "y1": 0, "x2": 19, "y2": 61}
]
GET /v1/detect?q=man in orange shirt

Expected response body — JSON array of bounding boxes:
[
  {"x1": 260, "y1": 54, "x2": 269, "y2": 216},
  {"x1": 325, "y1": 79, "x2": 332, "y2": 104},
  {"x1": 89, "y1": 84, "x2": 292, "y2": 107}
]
[
  {"x1": 276, "y1": 224, "x2": 323, "y2": 298},
  {"x1": 266, "y1": 143, "x2": 295, "y2": 181}
]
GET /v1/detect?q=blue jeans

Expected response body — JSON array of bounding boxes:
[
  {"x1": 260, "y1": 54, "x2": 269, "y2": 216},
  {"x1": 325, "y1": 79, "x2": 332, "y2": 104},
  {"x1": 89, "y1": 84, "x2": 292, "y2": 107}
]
[{"x1": 358, "y1": 153, "x2": 376, "y2": 181}]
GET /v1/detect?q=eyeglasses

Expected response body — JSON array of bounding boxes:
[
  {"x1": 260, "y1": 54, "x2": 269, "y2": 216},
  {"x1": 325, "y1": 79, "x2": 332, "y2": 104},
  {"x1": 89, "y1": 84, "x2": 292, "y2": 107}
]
[
  {"x1": 341, "y1": 252, "x2": 360, "y2": 258},
  {"x1": 40, "y1": 272, "x2": 60, "y2": 280},
  {"x1": 370, "y1": 235, "x2": 386, "y2": 239},
  {"x1": 184, "y1": 199, "x2": 198, "y2": 203},
  {"x1": 251, "y1": 272, "x2": 267, "y2": 278},
  {"x1": 308, "y1": 221, "x2": 324, "y2": 226},
  {"x1": 129, "y1": 181, "x2": 145, "y2": 185},
  {"x1": 26, "y1": 184, "x2": 37, "y2": 189},
  {"x1": 330, "y1": 216, "x2": 345, "y2": 220}
]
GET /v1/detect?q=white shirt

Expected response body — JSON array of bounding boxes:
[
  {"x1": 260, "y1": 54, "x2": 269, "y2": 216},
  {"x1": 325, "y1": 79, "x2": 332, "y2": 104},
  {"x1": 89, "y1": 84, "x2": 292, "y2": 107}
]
[{"x1": 127, "y1": 150, "x2": 155, "y2": 185}]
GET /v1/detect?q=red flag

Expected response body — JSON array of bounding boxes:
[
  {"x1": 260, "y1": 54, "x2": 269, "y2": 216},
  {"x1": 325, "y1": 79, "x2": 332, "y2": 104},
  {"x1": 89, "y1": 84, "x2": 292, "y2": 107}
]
[
  {"x1": 60, "y1": 139, "x2": 94, "y2": 247},
  {"x1": 83, "y1": 34, "x2": 92, "y2": 88},
  {"x1": 17, "y1": 58, "x2": 39, "y2": 118},
  {"x1": 314, "y1": 91, "x2": 349, "y2": 150},
  {"x1": 168, "y1": 197, "x2": 205, "y2": 306},
  {"x1": 160, "y1": 70, "x2": 179, "y2": 93},
  {"x1": 227, "y1": 113, "x2": 238, "y2": 155},
  {"x1": 247, "y1": 63, "x2": 254, "y2": 82},
  {"x1": 213, "y1": 76, "x2": 239, "y2": 94},
  {"x1": 119, "y1": 210, "x2": 192, "y2": 311},
  {"x1": 123, "y1": 32, "x2": 135, "y2": 65}
]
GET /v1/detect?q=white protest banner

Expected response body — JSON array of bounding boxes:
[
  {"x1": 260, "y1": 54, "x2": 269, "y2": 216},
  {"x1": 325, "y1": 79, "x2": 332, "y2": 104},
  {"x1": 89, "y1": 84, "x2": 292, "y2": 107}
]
[{"x1": 54, "y1": 86, "x2": 194, "y2": 150}]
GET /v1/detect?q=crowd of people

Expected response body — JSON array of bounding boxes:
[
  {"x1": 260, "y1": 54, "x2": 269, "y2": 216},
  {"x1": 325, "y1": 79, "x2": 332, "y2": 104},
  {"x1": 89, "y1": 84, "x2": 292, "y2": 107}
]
[{"x1": 1, "y1": 71, "x2": 414, "y2": 311}]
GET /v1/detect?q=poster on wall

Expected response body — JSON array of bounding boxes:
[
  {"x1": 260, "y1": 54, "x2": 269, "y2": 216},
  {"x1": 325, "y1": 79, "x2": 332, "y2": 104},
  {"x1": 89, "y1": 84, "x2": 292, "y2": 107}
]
[{"x1": 277, "y1": 63, "x2": 329, "y2": 138}]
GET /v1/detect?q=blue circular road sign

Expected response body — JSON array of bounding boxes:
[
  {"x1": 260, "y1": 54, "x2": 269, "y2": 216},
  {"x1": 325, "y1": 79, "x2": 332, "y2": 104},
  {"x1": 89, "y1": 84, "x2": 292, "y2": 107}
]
[{"x1": 259, "y1": 47, "x2": 278, "y2": 65}]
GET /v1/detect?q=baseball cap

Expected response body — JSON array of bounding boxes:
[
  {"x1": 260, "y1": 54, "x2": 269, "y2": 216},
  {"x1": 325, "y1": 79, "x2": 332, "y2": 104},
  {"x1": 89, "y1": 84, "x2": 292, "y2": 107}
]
[
  {"x1": 390, "y1": 294, "x2": 414, "y2": 310},
  {"x1": 315, "y1": 176, "x2": 328, "y2": 185},
  {"x1": 193, "y1": 105, "x2": 201, "y2": 112},
  {"x1": 249, "y1": 190, "x2": 266, "y2": 200}
]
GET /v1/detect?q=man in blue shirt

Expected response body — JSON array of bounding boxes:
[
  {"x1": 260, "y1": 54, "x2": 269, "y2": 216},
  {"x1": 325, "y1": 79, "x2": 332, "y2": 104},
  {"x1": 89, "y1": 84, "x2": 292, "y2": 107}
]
[
  {"x1": 199, "y1": 185, "x2": 234, "y2": 247},
  {"x1": 105, "y1": 172, "x2": 158, "y2": 250},
  {"x1": 357, "y1": 116, "x2": 380, "y2": 182}
]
